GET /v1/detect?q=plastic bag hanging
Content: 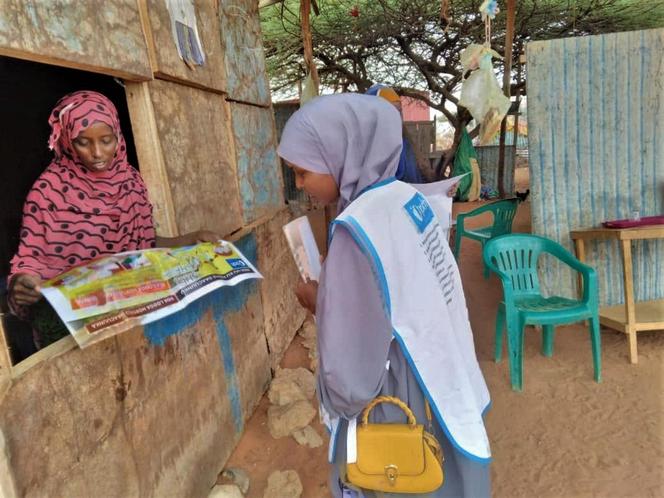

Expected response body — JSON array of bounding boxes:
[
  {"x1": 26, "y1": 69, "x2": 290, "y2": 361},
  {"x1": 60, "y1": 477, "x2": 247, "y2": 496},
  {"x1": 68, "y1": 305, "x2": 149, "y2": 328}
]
[
  {"x1": 458, "y1": 49, "x2": 510, "y2": 145},
  {"x1": 300, "y1": 72, "x2": 319, "y2": 106}
]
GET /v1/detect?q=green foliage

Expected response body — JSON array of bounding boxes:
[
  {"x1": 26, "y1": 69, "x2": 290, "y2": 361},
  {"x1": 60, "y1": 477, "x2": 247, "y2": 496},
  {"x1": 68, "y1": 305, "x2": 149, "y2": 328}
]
[{"x1": 262, "y1": 0, "x2": 663, "y2": 118}]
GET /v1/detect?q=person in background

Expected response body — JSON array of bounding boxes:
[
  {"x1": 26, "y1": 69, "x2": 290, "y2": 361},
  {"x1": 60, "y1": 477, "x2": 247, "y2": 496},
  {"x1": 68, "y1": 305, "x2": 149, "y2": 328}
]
[
  {"x1": 279, "y1": 94, "x2": 491, "y2": 497},
  {"x1": 366, "y1": 83, "x2": 428, "y2": 183},
  {"x1": 8, "y1": 90, "x2": 218, "y2": 348}
]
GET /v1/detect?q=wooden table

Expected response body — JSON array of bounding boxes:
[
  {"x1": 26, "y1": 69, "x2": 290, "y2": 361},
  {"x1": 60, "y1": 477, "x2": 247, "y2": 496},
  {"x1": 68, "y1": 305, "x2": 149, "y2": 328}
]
[{"x1": 570, "y1": 225, "x2": 664, "y2": 364}]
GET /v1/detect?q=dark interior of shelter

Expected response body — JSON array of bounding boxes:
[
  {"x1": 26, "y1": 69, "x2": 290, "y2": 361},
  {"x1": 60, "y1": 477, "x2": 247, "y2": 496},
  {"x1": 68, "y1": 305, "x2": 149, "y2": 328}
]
[{"x1": 0, "y1": 55, "x2": 138, "y2": 364}]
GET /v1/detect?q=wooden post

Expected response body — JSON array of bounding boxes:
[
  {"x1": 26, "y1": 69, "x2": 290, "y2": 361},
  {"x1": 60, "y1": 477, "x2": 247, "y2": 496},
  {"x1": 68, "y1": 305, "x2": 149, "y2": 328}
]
[
  {"x1": 0, "y1": 316, "x2": 12, "y2": 401},
  {"x1": 513, "y1": 54, "x2": 523, "y2": 150},
  {"x1": 497, "y1": 0, "x2": 516, "y2": 198},
  {"x1": 300, "y1": 0, "x2": 319, "y2": 94},
  {"x1": 620, "y1": 239, "x2": 638, "y2": 363},
  {"x1": 125, "y1": 82, "x2": 179, "y2": 237}
]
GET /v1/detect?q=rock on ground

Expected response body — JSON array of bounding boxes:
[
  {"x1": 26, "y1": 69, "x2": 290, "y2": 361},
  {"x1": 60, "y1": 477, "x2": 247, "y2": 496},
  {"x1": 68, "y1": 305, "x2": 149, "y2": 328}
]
[
  {"x1": 208, "y1": 484, "x2": 244, "y2": 498},
  {"x1": 267, "y1": 400, "x2": 316, "y2": 439},
  {"x1": 292, "y1": 425, "x2": 323, "y2": 448},
  {"x1": 218, "y1": 467, "x2": 250, "y2": 495},
  {"x1": 267, "y1": 367, "x2": 316, "y2": 406},
  {"x1": 298, "y1": 321, "x2": 317, "y2": 341},
  {"x1": 263, "y1": 470, "x2": 303, "y2": 498}
]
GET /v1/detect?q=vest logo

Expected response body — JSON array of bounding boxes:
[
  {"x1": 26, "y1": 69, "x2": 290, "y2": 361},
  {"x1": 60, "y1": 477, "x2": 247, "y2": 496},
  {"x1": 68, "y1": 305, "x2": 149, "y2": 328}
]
[
  {"x1": 403, "y1": 192, "x2": 434, "y2": 233},
  {"x1": 227, "y1": 258, "x2": 248, "y2": 269}
]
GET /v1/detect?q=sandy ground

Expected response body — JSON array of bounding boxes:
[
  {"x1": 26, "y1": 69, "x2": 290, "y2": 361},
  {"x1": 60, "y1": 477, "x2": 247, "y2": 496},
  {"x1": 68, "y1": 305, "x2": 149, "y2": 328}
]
[{"x1": 224, "y1": 166, "x2": 664, "y2": 497}]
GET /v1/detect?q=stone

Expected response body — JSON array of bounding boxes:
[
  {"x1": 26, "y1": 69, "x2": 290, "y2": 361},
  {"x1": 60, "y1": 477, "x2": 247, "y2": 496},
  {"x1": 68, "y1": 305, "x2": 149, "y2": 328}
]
[
  {"x1": 208, "y1": 484, "x2": 244, "y2": 498},
  {"x1": 268, "y1": 368, "x2": 315, "y2": 406},
  {"x1": 267, "y1": 379, "x2": 307, "y2": 406},
  {"x1": 267, "y1": 401, "x2": 316, "y2": 439},
  {"x1": 300, "y1": 335, "x2": 317, "y2": 352},
  {"x1": 298, "y1": 321, "x2": 317, "y2": 341},
  {"x1": 219, "y1": 467, "x2": 250, "y2": 495},
  {"x1": 292, "y1": 425, "x2": 323, "y2": 448},
  {"x1": 263, "y1": 470, "x2": 302, "y2": 498}
]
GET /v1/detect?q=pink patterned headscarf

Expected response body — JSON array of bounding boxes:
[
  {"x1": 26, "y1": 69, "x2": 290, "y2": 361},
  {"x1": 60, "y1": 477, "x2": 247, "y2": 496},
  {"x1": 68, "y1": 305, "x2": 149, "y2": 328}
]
[{"x1": 9, "y1": 91, "x2": 156, "y2": 288}]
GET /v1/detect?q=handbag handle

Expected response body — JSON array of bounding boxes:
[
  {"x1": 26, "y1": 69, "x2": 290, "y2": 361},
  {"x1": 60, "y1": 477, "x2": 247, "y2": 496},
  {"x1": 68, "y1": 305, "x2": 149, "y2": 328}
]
[{"x1": 361, "y1": 395, "x2": 417, "y2": 427}]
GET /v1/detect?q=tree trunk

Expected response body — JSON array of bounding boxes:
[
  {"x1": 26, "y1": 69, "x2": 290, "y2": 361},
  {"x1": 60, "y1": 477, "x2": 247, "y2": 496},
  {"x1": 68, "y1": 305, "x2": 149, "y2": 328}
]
[
  {"x1": 300, "y1": 0, "x2": 320, "y2": 93},
  {"x1": 497, "y1": 0, "x2": 516, "y2": 197}
]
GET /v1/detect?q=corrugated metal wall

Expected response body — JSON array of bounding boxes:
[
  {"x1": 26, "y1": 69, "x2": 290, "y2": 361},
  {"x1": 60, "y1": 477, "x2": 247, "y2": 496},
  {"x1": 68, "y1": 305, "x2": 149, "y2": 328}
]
[
  {"x1": 273, "y1": 102, "x2": 309, "y2": 202},
  {"x1": 527, "y1": 28, "x2": 664, "y2": 306},
  {"x1": 475, "y1": 145, "x2": 516, "y2": 194}
]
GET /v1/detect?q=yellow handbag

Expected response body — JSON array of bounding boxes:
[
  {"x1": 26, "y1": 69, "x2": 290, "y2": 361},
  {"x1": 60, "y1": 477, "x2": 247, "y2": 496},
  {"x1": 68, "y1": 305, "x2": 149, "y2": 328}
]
[{"x1": 346, "y1": 396, "x2": 444, "y2": 494}]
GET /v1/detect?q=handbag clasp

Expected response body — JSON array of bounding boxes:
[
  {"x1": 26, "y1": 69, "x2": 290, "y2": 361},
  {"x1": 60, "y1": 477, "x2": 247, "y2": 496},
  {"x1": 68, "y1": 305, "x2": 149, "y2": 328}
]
[{"x1": 384, "y1": 464, "x2": 399, "y2": 485}]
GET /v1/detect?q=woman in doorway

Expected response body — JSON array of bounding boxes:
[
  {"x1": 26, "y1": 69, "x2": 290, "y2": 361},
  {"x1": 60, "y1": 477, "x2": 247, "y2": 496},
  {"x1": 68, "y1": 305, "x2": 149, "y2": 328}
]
[
  {"x1": 8, "y1": 90, "x2": 218, "y2": 348},
  {"x1": 278, "y1": 94, "x2": 491, "y2": 497}
]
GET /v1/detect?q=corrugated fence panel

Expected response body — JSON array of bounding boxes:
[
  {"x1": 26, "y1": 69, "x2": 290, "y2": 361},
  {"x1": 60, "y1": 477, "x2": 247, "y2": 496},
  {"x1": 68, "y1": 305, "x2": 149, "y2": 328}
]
[
  {"x1": 475, "y1": 145, "x2": 516, "y2": 194},
  {"x1": 274, "y1": 103, "x2": 309, "y2": 202},
  {"x1": 527, "y1": 29, "x2": 664, "y2": 306}
]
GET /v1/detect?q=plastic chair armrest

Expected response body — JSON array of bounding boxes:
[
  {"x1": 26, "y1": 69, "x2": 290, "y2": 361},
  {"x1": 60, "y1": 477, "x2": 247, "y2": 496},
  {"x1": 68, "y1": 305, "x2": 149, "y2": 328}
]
[
  {"x1": 551, "y1": 249, "x2": 597, "y2": 303},
  {"x1": 580, "y1": 266, "x2": 598, "y2": 304},
  {"x1": 550, "y1": 245, "x2": 592, "y2": 273}
]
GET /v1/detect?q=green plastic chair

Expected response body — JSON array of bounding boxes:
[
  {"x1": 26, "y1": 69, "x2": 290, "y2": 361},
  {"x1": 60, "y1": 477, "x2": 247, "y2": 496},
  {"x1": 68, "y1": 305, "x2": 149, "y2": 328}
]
[
  {"x1": 453, "y1": 198, "x2": 519, "y2": 278},
  {"x1": 483, "y1": 234, "x2": 601, "y2": 391}
]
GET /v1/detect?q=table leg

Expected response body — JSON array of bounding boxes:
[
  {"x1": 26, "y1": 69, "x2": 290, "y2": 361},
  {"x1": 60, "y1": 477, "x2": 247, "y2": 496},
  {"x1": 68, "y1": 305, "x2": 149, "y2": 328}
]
[
  {"x1": 620, "y1": 239, "x2": 638, "y2": 364},
  {"x1": 574, "y1": 239, "x2": 586, "y2": 298}
]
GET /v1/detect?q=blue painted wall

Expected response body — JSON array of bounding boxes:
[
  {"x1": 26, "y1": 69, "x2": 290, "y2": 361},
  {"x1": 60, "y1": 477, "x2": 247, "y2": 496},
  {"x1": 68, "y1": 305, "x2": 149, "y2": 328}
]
[
  {"x1": 220, "y1": 0, "x2": 271, "y2": 106},
  {"x1": 527, "y1": 29, "x2": 664, "y2": 305},
  {"x1": 230, "y1": 104, "x2": 284, "y2": 223}
]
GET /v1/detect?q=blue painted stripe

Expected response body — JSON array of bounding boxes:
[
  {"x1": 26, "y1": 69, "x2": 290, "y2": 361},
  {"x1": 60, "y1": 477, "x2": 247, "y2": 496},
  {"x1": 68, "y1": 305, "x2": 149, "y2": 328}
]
[
  {"x1": 217, "y1": 321, "x2": 243, "y2": 432},
  {"x1": 587, "y1": 36, "x2": 597, "y2": 225},
  {"x1": 562, "y1": 38, "x2": 572, "y2": 236},
  {"x1": 627, "y1": 33, "x2": 633, "y2": 220}
]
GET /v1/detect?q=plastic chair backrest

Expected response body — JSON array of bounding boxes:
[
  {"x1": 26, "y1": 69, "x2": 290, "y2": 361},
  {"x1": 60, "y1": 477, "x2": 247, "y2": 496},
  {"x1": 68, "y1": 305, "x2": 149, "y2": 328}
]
[
  {"x1": 483, "y1": 234, "x2": 556, "y2": 297},
  {"x1": 489, "y1": 198, "x2": 519, "y2": 238}
]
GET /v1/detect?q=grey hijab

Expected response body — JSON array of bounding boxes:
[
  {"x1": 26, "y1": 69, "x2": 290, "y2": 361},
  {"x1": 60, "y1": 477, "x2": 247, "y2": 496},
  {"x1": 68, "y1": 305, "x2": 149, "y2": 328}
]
[{"x1": 277, "y1": 93, "x2": 403, "y2": 212}]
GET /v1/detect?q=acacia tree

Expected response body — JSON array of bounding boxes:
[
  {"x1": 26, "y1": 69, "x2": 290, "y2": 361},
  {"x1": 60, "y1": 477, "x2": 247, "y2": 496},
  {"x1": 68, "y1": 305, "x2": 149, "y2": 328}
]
[{"x1": 261, "y1": 0, "x2": 663, "y2": 170}]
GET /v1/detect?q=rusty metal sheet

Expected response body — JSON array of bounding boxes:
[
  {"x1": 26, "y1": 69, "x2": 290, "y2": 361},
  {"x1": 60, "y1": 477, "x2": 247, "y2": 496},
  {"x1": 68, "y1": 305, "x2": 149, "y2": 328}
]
[
  {"x1": 145, "y1": 0, "x2": 227, "y2": 92},
  {"x1": 220, "y1": 0, "x2": 271, "y2": 106},
  {"x1": 148, "y1": 80, "x2": 243, "y2": 237},
  {"x1": 230, "y1": 102, "x2": 284, "y2": 223},
  {"x1": 0, "y1": 0, "x2": 151, "y2": 80}
]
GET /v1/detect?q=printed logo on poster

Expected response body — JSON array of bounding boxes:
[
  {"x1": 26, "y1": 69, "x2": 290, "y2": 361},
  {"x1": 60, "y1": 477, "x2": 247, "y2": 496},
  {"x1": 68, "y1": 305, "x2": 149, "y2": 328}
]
[
  {"x1": 403, "y1": 192, "x2": 434, "y2": 233},
  {"x1": 227, "y1": 258, "x2": 248, "y2": 269}
]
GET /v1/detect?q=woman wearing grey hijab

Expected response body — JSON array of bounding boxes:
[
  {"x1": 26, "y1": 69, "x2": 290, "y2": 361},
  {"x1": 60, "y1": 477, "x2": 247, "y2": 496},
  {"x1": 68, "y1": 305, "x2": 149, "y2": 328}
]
[{"x1": 278, "y1": 94, "x2": 491, "y2": 498}]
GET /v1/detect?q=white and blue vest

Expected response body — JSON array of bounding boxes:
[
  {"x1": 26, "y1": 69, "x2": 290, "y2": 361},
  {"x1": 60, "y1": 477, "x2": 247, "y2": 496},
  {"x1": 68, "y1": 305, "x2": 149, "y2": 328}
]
[{"x1": 327, "y1": 179, "x2": 491, "y2": 463}]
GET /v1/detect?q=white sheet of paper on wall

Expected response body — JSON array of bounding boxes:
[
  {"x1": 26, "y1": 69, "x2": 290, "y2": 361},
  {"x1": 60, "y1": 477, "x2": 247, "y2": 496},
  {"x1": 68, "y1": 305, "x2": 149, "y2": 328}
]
[{"x1": 166, "y1": 0, "x2": 206, "y2": 67}]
